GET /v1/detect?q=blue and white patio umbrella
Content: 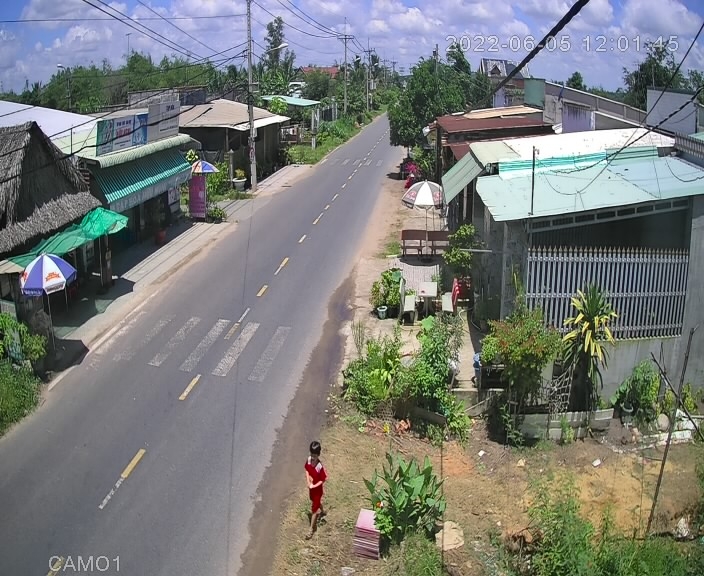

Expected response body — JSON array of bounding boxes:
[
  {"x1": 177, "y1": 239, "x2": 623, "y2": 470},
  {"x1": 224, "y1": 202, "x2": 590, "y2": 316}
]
[
  {"x1": 20, "y1": 253, "x2": 77, "y2": 297},
  {"x1": 191, "y1": 160, "x2": 219, "y2": 174},
  {"x1": 20, "y1": 254, "x2": 77, "y2": 349}
]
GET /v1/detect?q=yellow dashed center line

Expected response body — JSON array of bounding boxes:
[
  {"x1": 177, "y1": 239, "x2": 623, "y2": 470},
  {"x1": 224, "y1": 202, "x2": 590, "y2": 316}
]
[
  {"x1": 348, "y1": 175, "x2": 353, "y2": 180},
  {"x1": 324, "y1": 204, "x2": 330, "y2": 211},
  {"x1": 332, "y1": 193, "x2": 339, "y2": 201},
  {"x1": 121, "y1": 448, "x2": 146, "y2": 480},
  {"x1": 257, "y1": 285, "x2": 268, "y2": 297},
  {"x1": 274, "y1": 257, "x2": 289, "y2": 275},
  {"x1": 179, "y1": 374, "x2": 201, "y2": 401},
  {"x1": 224, "y1": 322, "x2": 240, "y2": 340},
  {"x1": 298, "y1": 234, "x2": 307, "y2": 243},
  {"x1": 341, "y1": 183, "x2": 346, "y2": 189}
]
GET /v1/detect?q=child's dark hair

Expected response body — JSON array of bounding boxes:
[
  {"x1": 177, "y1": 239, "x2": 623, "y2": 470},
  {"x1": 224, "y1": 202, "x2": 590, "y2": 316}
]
[{"x1": 309, "y1": 441, "x2": 321, "y2": 456}]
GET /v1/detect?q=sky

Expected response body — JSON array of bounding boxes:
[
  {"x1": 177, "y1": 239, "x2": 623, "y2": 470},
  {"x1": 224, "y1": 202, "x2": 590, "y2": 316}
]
[{"x1": 0, "y1": 0, "x2": 703, "y2": 93}]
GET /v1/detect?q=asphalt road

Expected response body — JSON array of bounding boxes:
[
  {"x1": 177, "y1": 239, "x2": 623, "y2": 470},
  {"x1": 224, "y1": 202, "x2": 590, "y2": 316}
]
[{"x1": 0, "y1": 115, "x2": 401, "y2": 576}]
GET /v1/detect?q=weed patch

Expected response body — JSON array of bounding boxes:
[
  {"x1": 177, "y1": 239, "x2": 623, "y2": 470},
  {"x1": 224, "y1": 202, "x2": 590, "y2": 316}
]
[{"x1": 0, "y1": 363, "x2": 40, "y2": 435}]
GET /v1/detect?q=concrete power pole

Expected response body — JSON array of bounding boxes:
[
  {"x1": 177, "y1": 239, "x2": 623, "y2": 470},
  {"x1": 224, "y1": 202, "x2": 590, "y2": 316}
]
[
  {"x1": 246, "y1": 0, "x2": 257, "y2": 193},
  {"x1": 342, "y1": 17, "x2": 353, "y2": 116},
  {"x1": 363, "y1": 39, "x2": 373, "y2": 112}
]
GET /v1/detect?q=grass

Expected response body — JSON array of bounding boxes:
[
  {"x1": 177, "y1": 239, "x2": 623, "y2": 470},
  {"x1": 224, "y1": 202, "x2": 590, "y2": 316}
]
[
  {"x1": 286, "y1": 108, "x2": 387, "y2": 165},
  {"x1": 0, "y1": 362, "x2": 40, "y2": 436}
]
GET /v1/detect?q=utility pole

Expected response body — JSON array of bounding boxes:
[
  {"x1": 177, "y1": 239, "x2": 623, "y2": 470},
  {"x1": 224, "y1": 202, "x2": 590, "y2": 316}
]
[
  {"x1": 126, "y1": 33, "x2": 132, "y2": 95},
  {"x1": 363, "y1": 39, "x2": 373, "y2": 113},
  {"x1": 529, "y1": 146, "x2": 538, "y2": 215},
  {"x1": 434, "y1": 44, "x2": 441, "y2": 184},
  {"x1": 246, "y1": 0, "x2": 257, "y2": 194},
  {"x1": 341, "y1": 17, "x2": 353, "y2": 116}
]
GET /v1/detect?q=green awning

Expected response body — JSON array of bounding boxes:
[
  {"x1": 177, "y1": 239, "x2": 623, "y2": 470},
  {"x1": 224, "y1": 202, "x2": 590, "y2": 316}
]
[
  {"x1": 93, "y1": 148, "x2": 191, "y2": 212},
  {"x1": 441, "y1": 152, "x2": 484, "y2": 204},
  {"x1": 80, "y1": 207, "x2": 128, "y2": 237},
  {"x1": 7, "y1": 208, "x2": 127, "y2": 269}
]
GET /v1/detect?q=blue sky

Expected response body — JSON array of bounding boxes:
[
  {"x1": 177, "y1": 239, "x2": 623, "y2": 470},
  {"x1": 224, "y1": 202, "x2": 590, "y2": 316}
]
[{"x1": 0, "y1": 0, "x2": 702, "y2": 92}]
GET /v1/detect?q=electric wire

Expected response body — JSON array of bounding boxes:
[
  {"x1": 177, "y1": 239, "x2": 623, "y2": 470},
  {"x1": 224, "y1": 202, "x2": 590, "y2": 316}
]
[
  {"x1": 79, "y1": 0, "x2": 202, "y2": 60},
  {"x1": 250, "y1": 17, "x2": 341, "y2": 55},
  {"x1": 0, "y1": 42, "x2": 248, "y2": 121},
  {"x1": 0, "y1": 15, "x2": 247, "y2": 23},
  {"x1": 275, "y1": 0, "x2": 342, "y2": 37},
  {"x1": 0, "y1": 50, "x2": 251, "y2": 176},
  {"x1": 571, "y1": 23, "x2": 704, "y2": 193},
  {"x1": 251, "y1": 0, "x2": 340, "y2": 39},
  {"x1": 135, "y1": 0, "x2": 221, "y2": 57}
]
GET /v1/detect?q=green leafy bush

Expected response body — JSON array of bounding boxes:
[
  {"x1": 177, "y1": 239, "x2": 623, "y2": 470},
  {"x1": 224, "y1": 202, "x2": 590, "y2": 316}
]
[
  {"x1": 610, "y1": 361, "x2": 660, "y2": 426},
  {"x1": 369, "y1": 268, "x2": 402, "y2": 311},
  {"x1": 0, "y1": 313, "x2": 47, "y2": 363},
  {"x1": 342, "y1": 332, "x2": 402, "y2": 416},
  {"x1": 365, "y1": 452, "x2": 446, "y2": 546},
  {"x1": 206, "y1": 205, "x2": 227, "y2": 223},
  {"x1": 205, "y1": 161, "x2": 231, "y2": 200},
  {"x1": 0, "y1": 362, "x2": 40, "y2": 435},
  {"x1": 443, "y1": 224, "x2": 477, "y2": 277}
]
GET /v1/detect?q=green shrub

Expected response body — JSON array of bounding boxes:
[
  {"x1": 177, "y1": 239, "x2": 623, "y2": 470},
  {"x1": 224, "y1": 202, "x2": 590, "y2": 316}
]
[
  {"x1": 0, "y1": 363, "x2": 40, "y2": 435},
  {"x1": 611, "y1": 361, "x2": 660, "y2": 426},
  {"x1": 369, "y1": 268, "x2": 402, "y2": 310},
  {"x1": 342, "y1": 332, "x2": 402, "y2": 416},
  {"x1": 365, "y1": 452, "x2": 446, "y2": 546},
  {"x1": 0, "y1": 313, "x2": 47, "y2": 363}
]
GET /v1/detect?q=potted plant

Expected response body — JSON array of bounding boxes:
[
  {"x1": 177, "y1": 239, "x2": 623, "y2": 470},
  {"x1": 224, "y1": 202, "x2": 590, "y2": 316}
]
[
  {"x1": 443, "y1": 224, "x2": 476, "y2": 298},
  {"x1": 369, "y1": 269, "x2": 402, "y2": 318},
  {"x1": 233, "y1": 168, "x2": 246, "y2": 191}
]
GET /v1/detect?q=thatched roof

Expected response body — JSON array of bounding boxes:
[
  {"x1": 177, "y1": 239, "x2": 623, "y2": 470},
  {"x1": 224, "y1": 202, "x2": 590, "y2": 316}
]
[{"x1": 0, "y1": 121, "x2": 101, "y2": 256}]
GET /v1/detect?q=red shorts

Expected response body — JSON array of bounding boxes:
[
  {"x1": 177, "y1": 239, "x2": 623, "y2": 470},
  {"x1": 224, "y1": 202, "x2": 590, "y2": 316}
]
[{"x1": 309, "y1": 488, "x2": 323, "y2": 514}]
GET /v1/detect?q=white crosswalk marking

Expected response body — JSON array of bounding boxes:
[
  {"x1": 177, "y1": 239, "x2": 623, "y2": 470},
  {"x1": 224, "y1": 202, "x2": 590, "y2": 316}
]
[
  {"x1": 248, "y1": 327, "x2": 291, "y2": 382},
  {"x1": 365, "y1": 159, "x2": 372, "y2": 166},
  {"x1": 179, "y1": 319, "x2": 231, "y2": 372},
  {"x1": 376, "y1": 160, "x2": 383, "y2": 167},
  {"x1": 353, "y1": 159, "x2": 361, "y2": 165},
  {"x1": 329, "y1": 158, "x2": 339, "y2": 165},
  {"x1": 114, "y1": 315, "x2": 175, "y2": 361},
  {"x1": 341, "y1": 159, "x2": 350, "y2": 165},
  {"x1": 212, "y1": 322, "x2": 259, "y2": 377},
  {"x1": 149, "y1": 317, "x2": 200, "y2": 367}
]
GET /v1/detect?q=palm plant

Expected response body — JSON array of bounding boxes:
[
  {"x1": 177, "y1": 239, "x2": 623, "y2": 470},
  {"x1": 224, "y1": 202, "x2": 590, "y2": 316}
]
[{"x1": 561, "y1": 285, "x2": 618, "y2": 412}]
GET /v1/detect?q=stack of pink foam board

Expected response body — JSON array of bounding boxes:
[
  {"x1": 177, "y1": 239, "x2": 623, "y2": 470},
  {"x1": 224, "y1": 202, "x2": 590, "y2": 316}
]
[{"x1": 353, "y1": 508, "x2": 380, "y2": 560}]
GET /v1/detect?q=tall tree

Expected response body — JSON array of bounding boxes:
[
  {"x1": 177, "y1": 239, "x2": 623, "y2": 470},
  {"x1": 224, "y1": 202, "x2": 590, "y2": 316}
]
[
  {"x1": 264, "y1": 17, "x2": 295, "y2": 71},
  {"x1": 622, "y1": 42, "x2": 685, "y2": 110},
  {"x1": 566, "y1": 71, "x2": 586, "y2": 91}
]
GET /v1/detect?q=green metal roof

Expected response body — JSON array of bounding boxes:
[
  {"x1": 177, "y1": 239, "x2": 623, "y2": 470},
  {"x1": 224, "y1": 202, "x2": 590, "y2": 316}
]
[
  {"x1": 261, "y1": 95, "x2": 320, "y2": 107},
  {"x1": 52, "y1": 132, "x2": 194, "y2": 167},
  {"x1": 441, "y1": 153, "x2": 484, "y2": 204},
  {"x1": 93, "y1": 148, "x2": 190, "y2": 205},
  {"x1": 476, "y1": 155, "x2": 704, "y2": 222}
]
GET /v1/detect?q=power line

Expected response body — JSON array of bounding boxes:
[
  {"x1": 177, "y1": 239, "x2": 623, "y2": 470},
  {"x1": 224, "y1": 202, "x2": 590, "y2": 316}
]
[
  {"x1": 135, "y1": 0, "x2": 220, "y2": 57},
  {"x1": 251, "y1": 0, "x2": 340, "y2": 39},
  {"x1": 0, "y1": 14, "x2": 246, "y2": 23},
  {"x1": 79, "y1": 0, "x2": 200, "y2": 60},
  {"x1": 275, "y1": 0, "x2": 341, "y2": 37},
  {"x1": 250, "y1": 16, "x2": 341, "y2": 55},
  {"x1": 479, "y1": 0, "x2": 593, "y2": 109},
  {"x1": 570, "y1": 21, "x2": 704, "y2": 193},
  {"x1": 0, "y1": 42, "x2": 248, "y2": 121}
]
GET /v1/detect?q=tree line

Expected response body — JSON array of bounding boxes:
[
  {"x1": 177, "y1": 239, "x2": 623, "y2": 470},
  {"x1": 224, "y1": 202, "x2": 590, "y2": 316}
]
[{"x1": 0, "y1": 16, "x2": 402, "y2": 120}]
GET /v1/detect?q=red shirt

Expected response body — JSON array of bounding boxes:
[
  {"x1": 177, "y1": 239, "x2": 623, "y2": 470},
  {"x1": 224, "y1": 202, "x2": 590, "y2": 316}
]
[{"x1": 305, "y1": 457, "x2": 327, "y2": 494}]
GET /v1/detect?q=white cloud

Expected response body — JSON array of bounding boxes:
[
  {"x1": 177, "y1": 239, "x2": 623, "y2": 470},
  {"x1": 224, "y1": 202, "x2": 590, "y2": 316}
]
[{"x1": 3, "y1": 0, "x2": 704, "y2": 93}]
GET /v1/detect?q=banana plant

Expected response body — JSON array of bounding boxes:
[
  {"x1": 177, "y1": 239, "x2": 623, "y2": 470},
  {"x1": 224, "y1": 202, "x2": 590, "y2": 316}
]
[{"x1": 562, "y1": 284, "x2": 618, "y2": 411}]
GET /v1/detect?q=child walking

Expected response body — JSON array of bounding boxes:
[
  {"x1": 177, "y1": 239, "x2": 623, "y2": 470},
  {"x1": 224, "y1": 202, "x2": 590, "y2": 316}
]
[{"x1": 304, "y1": 440, "x2": 327, "y2": 539}]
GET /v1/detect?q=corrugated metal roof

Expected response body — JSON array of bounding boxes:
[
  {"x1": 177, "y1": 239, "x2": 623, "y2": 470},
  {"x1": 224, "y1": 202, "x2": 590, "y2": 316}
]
[
  {"x1": 52, "y1": 131, "x2": 194, "y2": 167},
  {"x1": 441, "y1": 153, "x2": 484, "y2": 204},
  {"x1": 0, "y1": 100, "x2": 96, "y2": 139},
  {"x1": 231, "y1": 114, "x2": 291, "y2": 131},
  {"x1": 470, "y1": 141, "x2": 519, "y2": 166},
  {"x1": 261, "y1": 95, "x2": 320, "y2": 107},
  {"x1": 498, "y1": 128, "x2": 674, "y2": 161},
  {"x1": 462, "y1": 105, "x2": 541, "y2": 119},
  {"x1": 476, "y1": 155, "x2": 704, "y2": 222},
  {"x1": 180, "y1": 99, "x2": 274, "y2": 129},
  {"x1": 436, "y1": 115, "x2": 546, "y2": 133},
  {"x1": 448, "y1": 142, "x2": 470, "y2": 160},
  {"x1": 93, "y1": 148, "x2": 190, "y2": 205}
]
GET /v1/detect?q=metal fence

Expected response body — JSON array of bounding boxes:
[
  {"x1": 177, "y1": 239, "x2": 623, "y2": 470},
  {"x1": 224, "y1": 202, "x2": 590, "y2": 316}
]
[{"x1": 525, "y1": 246, "x2": 689, "y2": 339}]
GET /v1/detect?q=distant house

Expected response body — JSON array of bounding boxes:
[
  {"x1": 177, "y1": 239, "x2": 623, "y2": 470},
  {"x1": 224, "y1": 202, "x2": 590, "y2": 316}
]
[
  {"x1": 300, "y1": 66, "x2": 339, "y2": 79},
  {"x1": 479, "y1": 59, "x2": 530, "y2": 82}
]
